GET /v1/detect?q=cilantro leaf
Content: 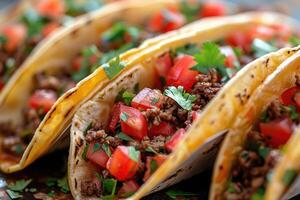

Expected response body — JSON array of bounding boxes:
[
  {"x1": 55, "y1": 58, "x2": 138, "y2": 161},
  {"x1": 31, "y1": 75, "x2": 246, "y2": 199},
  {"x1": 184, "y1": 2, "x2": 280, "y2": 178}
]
[
  {"x1": 164, "y1": 86, "x2": 196, "y2": 111},
  {"x1": 287, "y1": 105, "x2": 299, "y2": 121},
  {"x1": 93, "y1": 143, "x2": 101, "y2": 153},
  {"x1": 283, "y1": 169, "x2": 297, "y2": 186},
  {"x1": 7, "y1": 179, "x2": 32, "y2": 192},
  {"x1": 82, "y1": 143, "x2": 89, "y2": 160},
  {"x1": 103, "y1": 56, "x2": 126, "y2": 80},
  {"x1": 252, "y1": 38, "x2": 277, "y2": 58},
  {"x1": 128, "y1": 146, "x2": 140, "y2": 162},
  {"x1": 180, "y1": 1, "x2": 200, "y2": 22},
  {"x1": 145, "y1": 146, "x2": 158, "y2": 154},
  {"x1": 150, "y1": 159, "x2": 158, "y2": 174},
  {"x1": 191, "y1": 42, "x2": 226, "y2": 74},
  {"x1": 117, "y1": 132, "x2": 135, "y2": 142},
  {"x1": 166, "y1": 190, "x2": 199, "y2": 199},
  {"x1": 103, "y1": 178, "x2": 117, "y2": 195},
  {"x1": 20, "y1": 8, "x2": 46, "y2": 37},
  {"x1": 289, "y1": 36, "x2": 300, "y2": 46},
  {"x1": 102, "y1": 143, "x2": 112, "y2": 157},
  {"x1": 57, "y1": 176, "x2": 70, "y2": 193},
  {"x1": 122, "y1": 91, "x2": 135, "y2": 105},
  {"x1": 6, "y1": 190, "x2": 22, "y2": 199}
]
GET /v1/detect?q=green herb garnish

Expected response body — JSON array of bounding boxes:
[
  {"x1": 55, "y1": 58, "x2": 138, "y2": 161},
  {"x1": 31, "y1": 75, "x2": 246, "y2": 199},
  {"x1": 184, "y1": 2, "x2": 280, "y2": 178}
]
[
  {"x1": 282, "y1": 169, "x2": 297, "y2": 186},
  {"x1": 103, "y1": 178, "x2": 117, "y2": 195},
  {"x1": 7, "y1": 179, "x2": 32, "y2": 192},
  {"x1": 120, "y1": 112, "x2": 129, "y2": 122},
  {"x1": 252, "y1": 38, "x2": 277, "y2": 58},
  {"x1": 92, "y1": 143, "x2": 101, "y2": 153},
  {"x1": 117, "y1": 132, "x2": 135, "y2": 142},
  {"x1": 128, "y1": 146, "x2": 140, "y2": 162},
  {"x1": 102, "y1": 143, "x2": 112, "y2": 157},
  {"x1": 82, "y1": 143, "x2": 89, "y2": 160},
  {"x1": 164, "y1": 86, "x2": 196, "y2": 111},
  {"x1": 287, "y1": 105, "x2": 299, "y2": 121},
  {"x1": 150, "y1": 159, "x2": 158, "y2": 174},
  {"x1": 103, "y1": 56, "x2": 126, "y2": 80},
  {"x1": 289, "y1": 36, "x2": 300, "y2": 46},
  {"x1": 121, "y1": 91, "x2": 135, "y2": 105},
  {"x1": 191, "y1": 42, "x2": 226, "y2": 74},
  {"x1": 57, "y1": 176, "x2": 70, "y2": 193},
  {"x1": 6, "y1": 190, "x2": 22, "y2": 199}
]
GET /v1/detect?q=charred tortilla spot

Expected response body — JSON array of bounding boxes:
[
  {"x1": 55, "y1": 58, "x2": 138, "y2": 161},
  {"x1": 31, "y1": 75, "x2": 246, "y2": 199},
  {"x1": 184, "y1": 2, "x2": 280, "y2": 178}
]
[
  {"x1": 64, "y1": 107, "x2": 74, "y2": 118},
  {"x1": 250, "y1": 74, "x2": 255, "y2": 78},
  {"x1": 235, "y1": 93, "x2": 243, "y2": 104},
  {"x1": 221, "y1": 94, "x2": 225, "y2": 99},
  {"x1": 46, "y1": 107, "x2": 57, "y2": 119},
  {"x1": 163, "y1": 168, "x2": 184, "y2": 183},
  {"x1": 75, "y1": 178, "x2": 78, "y2": 189},
  {"x1": 85, "y1": 15, "x2": 93, "y2": 25},
  {"x1": 219, "y1": 103, "x2": 225, "y2": 112},
  {"x1": 219, "y1": 165, "x2": 223, "y2": 170},
  {"x1": 71, "y1": 29, "x2": 79, "y2": 37},
  {"x1": 74, "y1": 145, "x2": 79, "y2": 158},
  {"x1": 210, "y1": 120, "x2": 215, "y2": 125},
  {"x1": 202, "y1": 136, "x2": 224, "y2": 155},
  {"x1": 65, "y1": 90, "x2": 76, "y2": 99},
  {"x1": 266, "y1": 58, "x2": 270, "y2": 67},
  {"x1": 76, "y1": 160, "x2": 79, "y2": 165},
  {"x1": 78, "y1": 138, "x2": 83, "y2": 147}
]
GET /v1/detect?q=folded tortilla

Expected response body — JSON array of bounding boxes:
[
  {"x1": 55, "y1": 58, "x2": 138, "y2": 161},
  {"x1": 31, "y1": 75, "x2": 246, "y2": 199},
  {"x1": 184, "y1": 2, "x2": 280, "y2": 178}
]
[
  {"x1": 67, "y1": 12, "x2": 300, "y2": 200},
  {"x1": 210, "y1": 50, "x2": 300, "y2": 200}
]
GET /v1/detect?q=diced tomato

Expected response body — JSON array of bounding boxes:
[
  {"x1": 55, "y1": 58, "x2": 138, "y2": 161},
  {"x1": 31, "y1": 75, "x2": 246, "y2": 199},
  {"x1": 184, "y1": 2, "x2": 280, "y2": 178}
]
[
  {"x1": 248, "y1": 25, "x2": 275, "y2": 41},
  {"x1": 71, "y1": 56, "x2": 84, "y2": 72},
  {"x1": 200, "y1": 1, "x2": 226, "y2": 17},
  {"x1": 191, "y1": 111, "x2": 200, "y2": 122},
  {"x1": 118, "y1": 180, "x2": 140, "y2": 198},
  {"x1": 42, "y1": 22, "x2": 60, "y2": 37},
  {"x1": 260, "y1": 118, "x2": 293, "y2": 148},
  {"x1": 271, "y1": 24, "x2": 292, "y2": 41},
  {"x1": 280, "y1": 86, "x2": 300, "y2": 107},
  {"x1": 166, "y1": 55, "x2": 198, "y2": 91},
  {"x1": 220, "y1": 46, "x2": 238, "y2": 68},
  {"x1": 149, "y1": 121, "x2": 175, "y2": 137},
  {"x1": 131, "y1": 88, "x2": 164, "y2": 110},
  {"x1": 225, "y1": 32, "x2": 252, "y2": 52},
  {"x1": 120, "y1": 106, "x2": 148, "y2": 140},
  {"x1": 143, "y1": 154, "x2": 167, "y2": 182},
  {"x1": 148, "y1": 8, "x2": 185, "y2": 33},
  {"x1": 36, "y1": 0, "x2": 65, "y2": 18},
  {"x1": 108, "y1": 102, "x2": 124, "y2": 132},
  {"x1": 1, "y1": 24, "x2": 27, "y2": 53},
  {"x1": 86, "y1": 143, "x2": 109, "y2": 168},
  {"x1": 155, "y1": 52, "x2": 173, "y2": 78},
  {"x1": 106, "y1": 146, "x2": 140, "y2": 181},
  {"x1": 28, "y1": 89, "x2": 57, "y2": 113},
  {"x1": 165, "y1": 128, "x2": 185, "y2": 152}
]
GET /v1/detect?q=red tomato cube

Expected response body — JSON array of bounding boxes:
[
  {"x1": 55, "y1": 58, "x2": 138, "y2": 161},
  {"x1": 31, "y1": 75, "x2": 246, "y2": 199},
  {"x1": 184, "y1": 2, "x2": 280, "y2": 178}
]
[
  {"x1": 118, "y1": 180, "x2": 140, "y2": 198},
  {"x1": 1, "y1": 24, "x2": 27, "y2": 53},
  {"x1": 143, "y1": 154, "x2": 167, "y2": 182},
  {"x1": 28, "y1": 89, "x2": 57, "y2": 114},
  {"x1": 165, "y1": 128, "x2": 185, "y2": 152},
  {"x1": 200, "y1": 1, "x2": 226, "y2": 18},
  {"x1": 106, "y1": 146, "x2": 140, "y2": 181},
  {"x1": 86, "y1": 143, "x2": 110, "y2": 168},
  {"x1": 108, "y1": 102, "x2": 124, "y2": 132},
  {"x1": 131, "y1": 88, "x2": 164, "y2": 110},
  {"x1": 149, "y1": 121, "x2": 175, "y2": 137},
  {"x1": 120, "y1": 105, "x2": 148, "y2": 140}
]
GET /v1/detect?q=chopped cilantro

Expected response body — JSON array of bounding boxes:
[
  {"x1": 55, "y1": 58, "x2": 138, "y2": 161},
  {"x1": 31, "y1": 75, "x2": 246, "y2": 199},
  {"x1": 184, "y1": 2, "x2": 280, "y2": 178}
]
[
  {"x1": 289, "y1": 36, "x2": 300, "y2": 46},
  {"x1": 260, "y1": 111, "x2": 269, "y2": 123},
  {"x1": 7, "y1": 179, "x2": 32, "y2": 192},
  {"x1": 0, "y1": 35, "x2": 7, "y2": 44},
  {"x1": 166, "y1": 189, "x2": 199, "y2": 199},
  {"x1": 117, "y1": 90, "x2": 135, "y2": 105},
  {"x1": 28, "y1": 188, "x2": 37, "y2": 193},
  {"x1": 103, "y1": 56, "x2": 126, "y2": 80},
  {"x1": 46, "y1": 177, "x2": 57, "y2": 187},
  {"x1": 226, "y1": 182, "x2": 236, "y2": 193},
  {"x1": 101, "y1": 195, "x2": 116, "y2": 200},
  {"x1": 282, "y1": 169, "x2": 297, "y2": 186},
  {"x1": 174, "y1": 44, "x2": 199, "y2": 56},
  {"x1": 83, "y1": 122, "x2": 92, "y2": 136},
  {"x1": 57, "y1": 176, "x2": 70, "y2": 193},
  {"x1": 117, "y1": 132, "x2": 135, "y2": 142},
  {"x1": 250, "y1": 187, "x2": 265, "y2": 200},
  {"x1": 233, "y1": 47, "x2": 244, "y2": 58},
  {"x1": 20, "y1": 8, "x2": 46, "y2": 37},
  {"x1": 180, "y1": 1, "x2": 200, "y2": 22},
  {"x1": 103, "y1": 178, "x2": 117, "y2": 195},
  {"x1": 145, "y1": 146, "x2": 158, "y2": 154},
  {"x1": 150, "y1": 159, "x2": 158, "y2": 174},
  {"x1": 252, "y1": 38, "x2": 277, "y2": 58},
  {"x1": 120, "y1": 112, "x2": 129, "y2": 122},
  {"x1": 128, "y1": 146, "x2": 140, "y2": 162},
  {"x1": 92, "y1": 143, "x2": 101, "y2": 153},
  {"x1": 102, "y1": 143, "x2": 112, "y2": 157},
  {"x1": 287, "y1": 105, "x2": 299, "y2": 121},
  {"x1": 191, "y1": 42, "x2": 226, "y2": 75},
  {"x1": 164, "y1": 86, "x2": 196, "y2": 111},
  {"x1": 82, "y1": 143, "x2": 89, "y2": 160},
  {"x1": 48, "y1": 190, "x2": 55, "y2": 197},
  {"x1": 14, "y1": 144, "x2": 24, "y2": 155},
  {"x1": 258, "y1": 146, "x2": 270, "y2": 159},
  {"x1": 6, "y1": 190, "x2": 22, "y2": 199}
]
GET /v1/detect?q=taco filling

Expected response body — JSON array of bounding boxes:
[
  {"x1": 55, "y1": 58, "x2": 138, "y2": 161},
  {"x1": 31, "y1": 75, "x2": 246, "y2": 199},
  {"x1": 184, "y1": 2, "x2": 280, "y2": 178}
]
[
  {"x1": 0, "y1": 0, "x2": 226, "y2": 90},
  {"x1": 72, "y1": 25, "x2": 300, "y2": 198},
  {"x1": 0, "y1": 1, "x2": 231, "y2": 163},
  {"x1": 225, "y1": 81, "x2": 300, "y2": 200}
]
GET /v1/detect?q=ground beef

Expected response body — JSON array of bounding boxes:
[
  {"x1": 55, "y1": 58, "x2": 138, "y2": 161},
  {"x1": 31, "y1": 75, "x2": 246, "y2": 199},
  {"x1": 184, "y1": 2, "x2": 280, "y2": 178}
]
[
  {"x1": 85, "y1": 129, "x2": 107, "y2": 143},
  {"x1": 81, "y1": 178, "x2": 102, "y2": 197},
  {"x1": 191, "y1": 69, "x2": 223, "y2": 110},
  {"x1": 225, "y1": 131, "x2": 281, "y2": 200}
]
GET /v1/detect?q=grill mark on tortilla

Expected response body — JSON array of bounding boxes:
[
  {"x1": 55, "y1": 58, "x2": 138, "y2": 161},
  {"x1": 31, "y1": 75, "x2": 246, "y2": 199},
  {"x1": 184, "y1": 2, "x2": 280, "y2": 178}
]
[
  {"x1": 250, "y1": 74, "x2": 255, "y2": 78},
  {"x1": 210, "y1": 120, "x2": 215, "y2": 125},
  {"x1": 46, "y1": 107, "x2": 57, "y2": 120},
  {"x1": 266, "y1": 58, "x2": 270, "y2": 67},
  {"x1": 85, "y1": 15, "x2": 93, "y2": 26},
  {"x1": 76, "y1": 160, "x2": 79, "y2": 165},
  {"x1": 71, "y1": 28, "x2": 79, "y2": 37},
  {"x1": 202, "y1": 135, "x2": 225, "y2": 155},
  {"x1": 78, "y1": 138, "x2": 83, "y2": 147},
  {"x1": 74, "y1": 145, "x2": 79, "y2": 159},
  {"x1": 163, "y1": 168, "x2": 184, "y2": 183},
  {"x1": 75, "y1": 178, "x2": 78, "y2": 189},
  {"x1": 218, "y1": 103, "x2": 225, "y2": 112},
  {"x1": 235, "y1": 93, "x2": 243, "y2": 104}
]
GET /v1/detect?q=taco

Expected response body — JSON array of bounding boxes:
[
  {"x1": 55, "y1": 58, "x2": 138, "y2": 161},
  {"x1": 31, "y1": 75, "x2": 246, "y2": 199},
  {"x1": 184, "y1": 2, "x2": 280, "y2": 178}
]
[
  {"x1": 0, "y1": 0, "x2": 233, "y2": 173},
  {"x1": 67, "y1": 12, "x2": 300, "y2": 199},
  {"x1": 210, "y1": 50, "x2": 300, "y2": 200}
]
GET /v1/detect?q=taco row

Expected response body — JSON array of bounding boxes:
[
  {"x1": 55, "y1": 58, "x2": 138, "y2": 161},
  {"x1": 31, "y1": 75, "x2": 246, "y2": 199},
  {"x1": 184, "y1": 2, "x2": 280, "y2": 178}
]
[
  {"x1": 0, "y1": 0, "x2": 229, "y2": 173},
  {"x1": 1, "y1": 0, "x2": 300, "y2": 200}
]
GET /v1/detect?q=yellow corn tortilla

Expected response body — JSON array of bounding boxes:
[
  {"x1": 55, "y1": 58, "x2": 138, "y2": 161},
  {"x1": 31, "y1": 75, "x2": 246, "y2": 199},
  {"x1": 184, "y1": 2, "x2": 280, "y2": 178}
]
[
  {"x1": 68, "y1": 12, "x2": 300, "y2": 200},
  {"x1": 210, "y1": 50, "x2": 300, "y2": 200},
  {"x1": 0, "y1": 0, "x2": 221, "y2": 173}
]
